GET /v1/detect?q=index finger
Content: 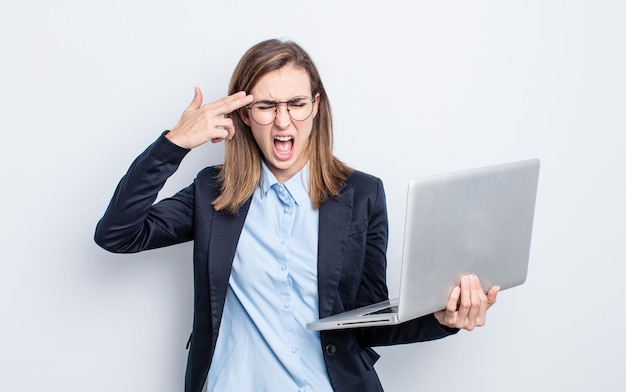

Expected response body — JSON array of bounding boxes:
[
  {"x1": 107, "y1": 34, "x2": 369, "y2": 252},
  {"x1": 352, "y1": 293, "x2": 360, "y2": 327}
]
[
  {"x1": 468, "y1": 275, "x2": 486, "y2": 321},
  {"x1": 470, "y1": 274, "x2": 485, "y2": 298},
  {"x1": 208, "y1": 91, "x2": 254, "y2": 115}
]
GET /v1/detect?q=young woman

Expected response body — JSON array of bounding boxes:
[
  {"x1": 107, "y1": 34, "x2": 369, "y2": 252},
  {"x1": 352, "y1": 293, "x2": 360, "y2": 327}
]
[{"x1": 95, "y1": 38, "x2": 498, "y2": 392}]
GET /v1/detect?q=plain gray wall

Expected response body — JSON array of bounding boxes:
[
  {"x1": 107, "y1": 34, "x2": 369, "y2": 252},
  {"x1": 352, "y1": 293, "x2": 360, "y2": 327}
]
[{"x1": 1, "y1": 0, "x2": 624, "y2": 391}]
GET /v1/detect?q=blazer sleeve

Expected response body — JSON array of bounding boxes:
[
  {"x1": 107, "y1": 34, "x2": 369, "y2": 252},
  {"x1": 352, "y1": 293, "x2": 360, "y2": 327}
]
[
  {"x1": 94, "y1": 133, "x2": 196, "y2": 253},
  {"x1": 352, "y1": 175, "x2": 458, "y2": 346}
]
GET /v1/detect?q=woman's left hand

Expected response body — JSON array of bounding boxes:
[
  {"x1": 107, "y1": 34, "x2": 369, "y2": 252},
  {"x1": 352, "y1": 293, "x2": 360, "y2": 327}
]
[{"x1": 434, "y1": 275, "x2": 499, "y2": 331}]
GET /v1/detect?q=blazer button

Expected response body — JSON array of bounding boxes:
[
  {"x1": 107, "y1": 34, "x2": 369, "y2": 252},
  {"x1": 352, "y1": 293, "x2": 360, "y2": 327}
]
[{"x1": 325, "y1": 344, "x2": 337, "y2": 356}]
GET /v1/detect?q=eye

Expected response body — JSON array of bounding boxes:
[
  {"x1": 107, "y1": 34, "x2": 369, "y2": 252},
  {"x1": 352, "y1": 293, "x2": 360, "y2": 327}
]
[
  {"x1": 288, "y1": 97, "x2": 309, "y2": 107},
  {"x1": 254, "y1": 102, "x2": 277, "y2": 111}
]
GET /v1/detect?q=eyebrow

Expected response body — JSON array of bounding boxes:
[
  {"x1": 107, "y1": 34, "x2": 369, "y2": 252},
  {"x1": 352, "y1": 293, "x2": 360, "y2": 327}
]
[{"x1": 253, "y1": 96, "x2": 310, "y2": 104}]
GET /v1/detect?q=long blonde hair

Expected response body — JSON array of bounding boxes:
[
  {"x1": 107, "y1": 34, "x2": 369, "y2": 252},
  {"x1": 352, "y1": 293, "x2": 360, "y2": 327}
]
[{"x1": 213, "y1": 39, "x2": 352, "y2": 214}]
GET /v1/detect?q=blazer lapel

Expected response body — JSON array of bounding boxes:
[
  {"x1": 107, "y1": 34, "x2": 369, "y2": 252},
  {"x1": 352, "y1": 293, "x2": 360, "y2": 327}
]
[
  {"x1": 207, "y1": 200, "x2": 251, "y2": 328},
  {"x1": 317, "y1": 187, "x2": 354, "y2": 318}
]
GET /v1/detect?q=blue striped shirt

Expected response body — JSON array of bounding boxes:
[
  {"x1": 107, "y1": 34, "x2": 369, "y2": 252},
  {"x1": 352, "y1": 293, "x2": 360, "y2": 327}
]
[{"x1": 207, "y1": 162, "x2": 332, "y2": 392}]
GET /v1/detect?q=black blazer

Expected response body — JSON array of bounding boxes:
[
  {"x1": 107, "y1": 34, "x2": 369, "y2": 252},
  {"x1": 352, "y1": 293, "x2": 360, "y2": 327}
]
[{"x1": 95, "y1": 134, "x2": 455, "y2": 392}]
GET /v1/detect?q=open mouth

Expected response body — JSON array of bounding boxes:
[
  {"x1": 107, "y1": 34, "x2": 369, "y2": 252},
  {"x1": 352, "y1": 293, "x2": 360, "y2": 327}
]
[{"x1": 274, "y1": 135, "x2": 294, "y2": 156}]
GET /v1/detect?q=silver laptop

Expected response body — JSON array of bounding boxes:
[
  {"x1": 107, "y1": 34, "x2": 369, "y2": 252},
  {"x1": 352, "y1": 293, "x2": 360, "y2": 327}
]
[{"x1": 306, "y1": 158, "x2": 540, "y2": 331}]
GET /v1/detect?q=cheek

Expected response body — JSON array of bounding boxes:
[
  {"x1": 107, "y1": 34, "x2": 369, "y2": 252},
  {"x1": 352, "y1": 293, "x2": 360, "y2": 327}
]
[
  {"x1": 250, "y1": 127, "x2": 270, "y2": 149},
  {"x1": 298, "y1": 124, "x2": 314, "y2": 146}
]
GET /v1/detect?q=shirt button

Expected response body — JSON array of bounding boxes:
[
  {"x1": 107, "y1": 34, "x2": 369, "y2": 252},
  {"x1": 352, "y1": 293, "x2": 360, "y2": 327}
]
[
  {"x1": 280, "y1": 264, "x2": 287, "y2": 271},
  {"x1": 284, "y1": 302, "x2": 291, "y2": 309},
  {"x1": 325, "y1": 344, "x2": 337, "y2": 356},
  {"x1": 291, "y1": 346, "x2": 298, "y2": 353}
]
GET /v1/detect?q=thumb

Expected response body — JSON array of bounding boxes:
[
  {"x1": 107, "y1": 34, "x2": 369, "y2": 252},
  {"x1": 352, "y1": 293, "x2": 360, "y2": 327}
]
[
  {"x1": 487, "y1": 285, "x2": 500, "y2": 306},
  {"x1": 187, "y1": 87, "x2": 203, "y2": 110}
]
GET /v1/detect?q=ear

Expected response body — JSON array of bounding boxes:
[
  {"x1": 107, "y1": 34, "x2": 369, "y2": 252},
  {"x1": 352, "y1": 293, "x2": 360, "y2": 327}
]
[
  {"x1": 239, "y1": 107, "x2": 251, "y2": 127},
  {"x1": 312, "y1": 92, "x2": 321, "y2": 118}
]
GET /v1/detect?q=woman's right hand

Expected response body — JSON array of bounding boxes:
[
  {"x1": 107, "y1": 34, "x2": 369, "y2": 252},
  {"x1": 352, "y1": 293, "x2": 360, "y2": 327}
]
[{"x1": 166, "y1": 87, "x2": 254, "y2": 149}]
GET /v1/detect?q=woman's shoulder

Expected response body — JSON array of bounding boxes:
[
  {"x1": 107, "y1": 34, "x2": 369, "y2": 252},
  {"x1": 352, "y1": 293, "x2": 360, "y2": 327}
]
[
  {"x1": 343, "y1": 169, "x2": 386, "y2": 198},
  {"x1": 196, "y1": 165, "x2": 222, "y2": 178},
  {"x1": 192, "y1": 165, "x2": 223, "y2": 193},
  {"x1": 345, "y1": 169, "x2": 384, "y2": 187}
]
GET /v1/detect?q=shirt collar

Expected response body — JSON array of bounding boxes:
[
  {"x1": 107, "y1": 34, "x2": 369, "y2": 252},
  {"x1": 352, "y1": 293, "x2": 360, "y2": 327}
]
[{"x1": 259, "y1": 161, "x2": 310, "y2": 206}]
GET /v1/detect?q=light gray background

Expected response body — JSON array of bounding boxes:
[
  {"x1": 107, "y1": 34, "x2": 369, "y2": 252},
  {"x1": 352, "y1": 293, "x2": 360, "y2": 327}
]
[{"x1": 1, "y1": 0, "x2": 624, "y2": 391}]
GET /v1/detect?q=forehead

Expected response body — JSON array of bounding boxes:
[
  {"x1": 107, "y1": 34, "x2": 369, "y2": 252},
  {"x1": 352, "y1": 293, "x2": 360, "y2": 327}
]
[{"x1": 250, "y1": 65, "x2": 311, "y2": 100}]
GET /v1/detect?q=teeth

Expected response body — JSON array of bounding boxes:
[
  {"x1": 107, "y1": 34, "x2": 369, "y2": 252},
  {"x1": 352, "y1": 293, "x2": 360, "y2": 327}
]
[{"x1": 275, "y1": 136, "x2": 293, "y2": 141}]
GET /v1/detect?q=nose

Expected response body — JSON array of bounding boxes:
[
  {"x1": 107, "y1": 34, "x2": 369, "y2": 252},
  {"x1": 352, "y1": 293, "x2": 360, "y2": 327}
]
[{"x1": 273, "y1": 103, "x2": 291, "y2": 128}]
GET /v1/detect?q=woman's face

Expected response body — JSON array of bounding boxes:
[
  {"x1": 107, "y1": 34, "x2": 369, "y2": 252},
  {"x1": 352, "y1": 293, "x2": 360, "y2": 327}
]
[{"x1": 241, "y1": 65, "x2": 319, "y2": 184}]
